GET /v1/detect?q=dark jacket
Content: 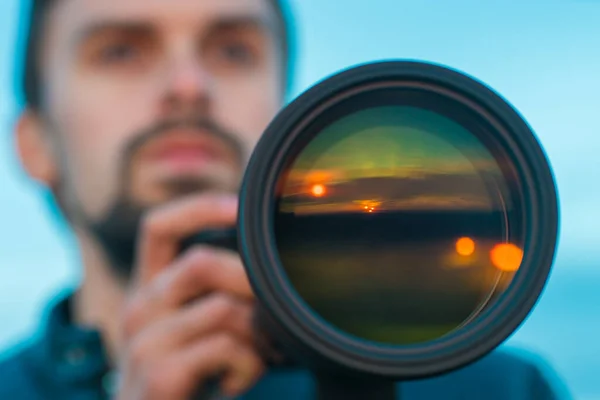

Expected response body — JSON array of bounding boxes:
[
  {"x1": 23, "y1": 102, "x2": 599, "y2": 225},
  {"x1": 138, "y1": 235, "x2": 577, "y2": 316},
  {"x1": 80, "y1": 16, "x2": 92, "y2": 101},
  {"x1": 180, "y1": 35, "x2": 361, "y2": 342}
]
[{"x1": 0, "y1": 292, "x2": 572, "y2": 400}]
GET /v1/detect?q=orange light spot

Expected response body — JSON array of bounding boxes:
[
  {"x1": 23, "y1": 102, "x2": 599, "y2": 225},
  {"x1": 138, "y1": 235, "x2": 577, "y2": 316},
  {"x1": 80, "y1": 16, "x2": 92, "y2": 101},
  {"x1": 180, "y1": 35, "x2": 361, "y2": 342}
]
[
  {"x1": 490, "y1": 243, "x2": 523, "y2": 272},
  {"x1": 456, "y1": 237, "x2": 475, "y2": 256},
  {"x1": 311, "y1": 184, "x2": 325, "y2": 197}
]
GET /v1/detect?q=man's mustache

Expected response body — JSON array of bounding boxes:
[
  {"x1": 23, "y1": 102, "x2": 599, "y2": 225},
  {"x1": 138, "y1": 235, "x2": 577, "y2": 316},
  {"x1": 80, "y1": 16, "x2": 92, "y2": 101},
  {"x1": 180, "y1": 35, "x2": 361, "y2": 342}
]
[{"x1": 121, "y1": 117, "x2": 246, "y2": 172}]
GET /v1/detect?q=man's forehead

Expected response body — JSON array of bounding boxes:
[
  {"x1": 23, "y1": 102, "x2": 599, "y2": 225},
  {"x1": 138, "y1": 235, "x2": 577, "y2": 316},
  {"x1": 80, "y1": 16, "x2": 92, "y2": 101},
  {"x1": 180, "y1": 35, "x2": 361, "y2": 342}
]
[{"x1": 48, "y1": 0, "x2": 276, "y2": 39}]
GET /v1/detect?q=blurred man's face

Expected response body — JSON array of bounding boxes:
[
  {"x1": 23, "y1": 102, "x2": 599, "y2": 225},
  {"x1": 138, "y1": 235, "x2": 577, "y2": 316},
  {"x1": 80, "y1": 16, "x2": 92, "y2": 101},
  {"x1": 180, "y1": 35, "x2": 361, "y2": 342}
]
[{"x1": 33, "y1": 0, "x2": 284, "y2": 276}]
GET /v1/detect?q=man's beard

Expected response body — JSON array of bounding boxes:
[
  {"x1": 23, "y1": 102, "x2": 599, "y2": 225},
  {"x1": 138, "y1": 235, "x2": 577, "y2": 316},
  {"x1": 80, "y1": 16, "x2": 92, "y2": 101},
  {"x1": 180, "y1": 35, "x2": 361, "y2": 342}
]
[
  {"x1": 67, "y1": 117, "x2": 246, "y2": 282},
  {"x1": 87, "y1": 177, "x2": 225, "y2": 282}
]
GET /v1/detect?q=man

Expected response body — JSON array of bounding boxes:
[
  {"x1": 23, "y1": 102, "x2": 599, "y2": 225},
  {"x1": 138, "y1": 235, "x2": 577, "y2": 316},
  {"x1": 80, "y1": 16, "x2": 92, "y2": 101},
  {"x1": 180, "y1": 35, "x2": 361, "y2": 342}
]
[{"x1": 0, "y1": 0, "x2": 571, "y2": 399}]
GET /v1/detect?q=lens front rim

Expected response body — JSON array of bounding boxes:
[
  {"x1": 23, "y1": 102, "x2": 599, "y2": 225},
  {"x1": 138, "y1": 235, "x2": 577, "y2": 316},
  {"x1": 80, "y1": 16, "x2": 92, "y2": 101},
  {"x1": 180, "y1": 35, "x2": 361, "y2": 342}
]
[{"x1": 238, "y1": 60, "x2": 559, "y2": 379}]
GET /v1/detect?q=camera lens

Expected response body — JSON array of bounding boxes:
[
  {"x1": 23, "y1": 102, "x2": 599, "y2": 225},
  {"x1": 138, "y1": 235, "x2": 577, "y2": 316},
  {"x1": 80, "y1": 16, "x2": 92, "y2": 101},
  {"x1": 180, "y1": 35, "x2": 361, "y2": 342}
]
[
  {"x1": 240, "y1": 61, "x2": 557, "y2": 378},
  {"x1": 273, "y1": 104, "x2": 523, "y2": 346}
]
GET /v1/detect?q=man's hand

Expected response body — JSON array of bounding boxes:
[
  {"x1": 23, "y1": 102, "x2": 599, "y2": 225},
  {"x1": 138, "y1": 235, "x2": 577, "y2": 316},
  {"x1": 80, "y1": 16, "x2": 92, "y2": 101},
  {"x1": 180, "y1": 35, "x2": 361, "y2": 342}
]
[{"x1": 115, "y1": 194, "x2": 264, "y2": 400}]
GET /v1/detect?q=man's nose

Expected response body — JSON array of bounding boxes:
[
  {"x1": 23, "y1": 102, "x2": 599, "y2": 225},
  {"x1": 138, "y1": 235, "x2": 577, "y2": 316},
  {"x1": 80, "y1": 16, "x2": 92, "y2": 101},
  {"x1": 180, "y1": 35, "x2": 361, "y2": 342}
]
[{"x1": 160, "y1": 53, "x2": 213, "y2": 114}]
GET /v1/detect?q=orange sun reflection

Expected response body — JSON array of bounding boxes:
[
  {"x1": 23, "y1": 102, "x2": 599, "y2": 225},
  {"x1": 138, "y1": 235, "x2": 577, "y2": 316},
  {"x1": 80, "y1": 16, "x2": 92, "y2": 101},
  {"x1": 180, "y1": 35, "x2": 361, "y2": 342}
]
[
  {"x1": 311, "y1": 184, "x2": 326, "y2": 197},
  {"x1": 456, "y1": 237, "x2": 475, "y2": 256},
  {"x1": 490, "y1": 243, "x2": 523, "y2": 272}
]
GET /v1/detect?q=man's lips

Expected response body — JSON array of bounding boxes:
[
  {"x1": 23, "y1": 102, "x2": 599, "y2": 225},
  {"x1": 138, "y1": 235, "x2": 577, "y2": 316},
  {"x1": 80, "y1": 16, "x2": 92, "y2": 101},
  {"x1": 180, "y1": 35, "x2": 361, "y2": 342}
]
[
  {"x1": 142, "y1": 132, "x2": 228, "y2": 169},
  {"x1": 154, "y1": 144, "x2": 216, "y2": 162}
]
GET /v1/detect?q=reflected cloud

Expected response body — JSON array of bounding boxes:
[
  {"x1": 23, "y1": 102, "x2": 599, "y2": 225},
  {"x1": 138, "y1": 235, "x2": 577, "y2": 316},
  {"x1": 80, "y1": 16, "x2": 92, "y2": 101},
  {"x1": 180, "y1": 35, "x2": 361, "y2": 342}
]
[
  {"x1": 281, "y1": 195, "x2": 493, "y2": 215},
  {"x1": 279, "y1": 173, "x2": 504, "y2": 214},
  {"x1": 285, "y1": 158, "x2": 503, "y2": 184}
]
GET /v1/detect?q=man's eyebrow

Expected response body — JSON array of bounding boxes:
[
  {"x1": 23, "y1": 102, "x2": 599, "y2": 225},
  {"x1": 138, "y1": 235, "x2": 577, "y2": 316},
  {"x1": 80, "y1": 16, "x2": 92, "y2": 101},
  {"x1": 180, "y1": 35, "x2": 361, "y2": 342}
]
[
  {"x1": 203, "y1": 14, "x2": 278, "y2": 37},
  {"x1": 72, "y1": 21, "x2": 156, "y2": 48},
  {"x1": 71, "y1": 14, "x2": 278, "y2": 50}
]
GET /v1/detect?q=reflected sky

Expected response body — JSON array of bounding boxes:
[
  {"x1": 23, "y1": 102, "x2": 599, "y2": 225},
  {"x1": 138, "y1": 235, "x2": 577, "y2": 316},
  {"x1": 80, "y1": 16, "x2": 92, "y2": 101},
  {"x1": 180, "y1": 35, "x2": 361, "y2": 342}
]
[{"x1": 279, "y1": 106, "x2": 510, "y2": 215}]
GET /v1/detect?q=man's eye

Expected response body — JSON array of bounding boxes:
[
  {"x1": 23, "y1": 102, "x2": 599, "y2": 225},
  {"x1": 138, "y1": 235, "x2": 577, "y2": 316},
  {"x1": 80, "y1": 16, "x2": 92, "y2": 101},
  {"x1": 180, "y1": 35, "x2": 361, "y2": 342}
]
[
  {"x1": 98, "y1": 43, "x2": 140, "y2": 63},
  {"x1": 219, "y1": 42, "x2": 255, "y2": 64}
]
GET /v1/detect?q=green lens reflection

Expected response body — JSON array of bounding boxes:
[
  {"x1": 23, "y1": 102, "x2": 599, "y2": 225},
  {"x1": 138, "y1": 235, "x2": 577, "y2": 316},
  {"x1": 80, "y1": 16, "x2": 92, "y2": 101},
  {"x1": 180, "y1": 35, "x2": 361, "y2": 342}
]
[{"x1": 273, "y1": 106, "x2": 522, "y2": 346}]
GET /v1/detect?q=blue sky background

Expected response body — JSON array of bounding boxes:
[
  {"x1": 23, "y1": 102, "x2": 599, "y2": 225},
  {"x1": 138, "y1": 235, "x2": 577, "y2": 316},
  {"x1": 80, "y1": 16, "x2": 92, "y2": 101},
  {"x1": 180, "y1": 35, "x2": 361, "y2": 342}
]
[{"x1": 0, "y1": 0, "x2": 599, "y2": 398}]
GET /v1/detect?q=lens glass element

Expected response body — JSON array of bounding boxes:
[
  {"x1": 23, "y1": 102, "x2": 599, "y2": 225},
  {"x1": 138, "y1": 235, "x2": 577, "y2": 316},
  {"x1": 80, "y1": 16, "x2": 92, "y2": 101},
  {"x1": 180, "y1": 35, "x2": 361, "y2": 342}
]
[{"x1": 274, "y1": 104, "x2": 523, "y2": 346}]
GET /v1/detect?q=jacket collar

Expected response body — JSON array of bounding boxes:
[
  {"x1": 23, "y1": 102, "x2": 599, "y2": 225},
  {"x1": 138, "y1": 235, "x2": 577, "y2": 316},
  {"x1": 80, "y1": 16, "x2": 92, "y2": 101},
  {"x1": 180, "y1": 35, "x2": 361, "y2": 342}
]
[{"x1": 28, "y1": 290, "x2": 115, "y2": 395}]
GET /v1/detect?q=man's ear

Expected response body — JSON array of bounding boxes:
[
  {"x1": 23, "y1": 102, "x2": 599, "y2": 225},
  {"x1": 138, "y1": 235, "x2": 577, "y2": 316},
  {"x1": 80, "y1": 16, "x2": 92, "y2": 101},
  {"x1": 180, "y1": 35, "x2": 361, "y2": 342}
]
[{"x1": 14, "y1": 108, "x2": 58, "y2": 187}]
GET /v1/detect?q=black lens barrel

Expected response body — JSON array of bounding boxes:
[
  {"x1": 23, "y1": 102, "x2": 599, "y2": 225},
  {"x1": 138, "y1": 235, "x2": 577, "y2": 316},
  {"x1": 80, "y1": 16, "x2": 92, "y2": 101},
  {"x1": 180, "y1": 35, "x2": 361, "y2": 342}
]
[{"x1": 236, "y1": 60, "x2": 559, "y2": 380}]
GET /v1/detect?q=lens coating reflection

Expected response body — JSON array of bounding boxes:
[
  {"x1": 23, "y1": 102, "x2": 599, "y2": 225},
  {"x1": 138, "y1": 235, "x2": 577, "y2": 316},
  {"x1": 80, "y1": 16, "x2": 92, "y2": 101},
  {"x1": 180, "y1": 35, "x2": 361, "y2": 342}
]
[{"x1": 273, "y1": 105, "x2": 523, "y2": 346}]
